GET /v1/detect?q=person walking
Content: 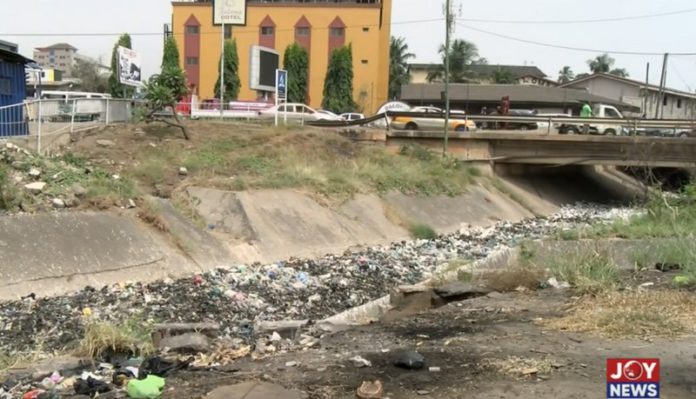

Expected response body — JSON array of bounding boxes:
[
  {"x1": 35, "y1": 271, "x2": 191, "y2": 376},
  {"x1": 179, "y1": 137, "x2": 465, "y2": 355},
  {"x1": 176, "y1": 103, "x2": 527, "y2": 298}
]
[{"x1": 580, "y1": 102, "x2": 593, "y2": 134}]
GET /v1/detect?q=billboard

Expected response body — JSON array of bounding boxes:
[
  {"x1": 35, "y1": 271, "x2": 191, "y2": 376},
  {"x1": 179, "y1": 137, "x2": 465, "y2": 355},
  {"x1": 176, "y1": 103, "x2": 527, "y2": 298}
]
[
  {"x1": 214, "y1": 0, "x2": 247, "y2": 26},
  {"x1": 249, "y1": 45, "x2": 279, "y2": 92},
  {"x1": 276, "y1": 69, "x2": 287, "y2": 101},
  {"x1": 117, "y1": 46, "x2": 142, "y2": 87}
]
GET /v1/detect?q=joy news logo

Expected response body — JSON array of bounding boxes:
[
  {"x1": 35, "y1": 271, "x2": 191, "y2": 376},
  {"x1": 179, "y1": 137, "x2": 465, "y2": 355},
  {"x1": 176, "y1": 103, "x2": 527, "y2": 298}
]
[{"x1": 607, "y1": 358, "x2": 660, "y2": 399}]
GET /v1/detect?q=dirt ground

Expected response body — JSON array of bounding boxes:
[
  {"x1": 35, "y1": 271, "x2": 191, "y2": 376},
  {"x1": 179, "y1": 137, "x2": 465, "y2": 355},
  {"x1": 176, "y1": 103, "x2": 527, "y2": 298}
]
[{"x1": 159, "y1": 282, "x2": 696, "y2": 399}]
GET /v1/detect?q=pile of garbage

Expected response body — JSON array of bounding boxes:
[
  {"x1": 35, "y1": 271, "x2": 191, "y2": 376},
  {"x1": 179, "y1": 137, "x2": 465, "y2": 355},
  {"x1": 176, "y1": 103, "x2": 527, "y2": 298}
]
[
  {"x1": 0, "y1": 205, "x2": 634, "y2": 358},
  {"x1": 0, "y1": 354, "x2": 190, "y2": 399}
]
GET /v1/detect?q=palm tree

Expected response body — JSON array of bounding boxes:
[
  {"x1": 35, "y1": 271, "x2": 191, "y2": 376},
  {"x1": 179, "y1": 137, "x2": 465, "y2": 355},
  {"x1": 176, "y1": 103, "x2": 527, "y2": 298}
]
[
  {"x1": 427, "y1": 39, "x2": 486, "y2": 83},
  {"x1": 492, "y1": 68, "x2": 515, "y2": 84},
  {"x1": 389, "y1": 36, "x2": 415, "y2": 99},
  {"x1": 609, "y1": 68, "x2": 629, "y2": 78},
  {"x1": 588, "y1": 53, "x2": 615, "y2": 74},
  {"x1": 558, "y1": 66, "x2": 575, "y2": 84}
]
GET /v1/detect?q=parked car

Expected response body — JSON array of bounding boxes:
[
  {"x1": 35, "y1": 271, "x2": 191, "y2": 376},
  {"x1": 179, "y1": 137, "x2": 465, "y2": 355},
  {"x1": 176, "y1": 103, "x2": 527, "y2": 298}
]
[
  {"x1": 258, "y1": 103, "x2": 339, "y2": 122},
  {"x1": 391, "y1": 106, "x2": 477, "y2": 131},
  {"x1": 340, "y1": 112, "x2": 365, "y2": 121},
  {"x1": 316, "y1": 109, "x2": 343, "y2": 121},
  {"x1": 558, "y1": 104, "x2": 625, "y2": 136},
  {"x1": 536, "y1": 113, "x2": 571, "y2": 132},
  {"x1": 491, "y1": 109, "x2": 539, "y2": 131}
]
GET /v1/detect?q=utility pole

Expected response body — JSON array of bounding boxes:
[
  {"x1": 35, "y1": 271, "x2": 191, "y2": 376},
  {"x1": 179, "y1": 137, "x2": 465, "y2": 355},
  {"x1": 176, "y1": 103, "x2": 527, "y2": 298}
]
[
  {"x1": 220, "y1": 23, "x2": 226, "y2": 119},
  {"x1": 656, "y1": 53, "x2": 669, "y2": 119},
  {"x1": 443, "y1": 0, "x2": 453, "y2": 156},
  {"x1": 643, "y1": 62, "x2": 649, "y2": 118}
]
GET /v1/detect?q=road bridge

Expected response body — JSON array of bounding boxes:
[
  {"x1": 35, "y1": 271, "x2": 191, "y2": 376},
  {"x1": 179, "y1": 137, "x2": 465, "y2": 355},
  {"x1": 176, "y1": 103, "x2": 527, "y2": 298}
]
[{"x1": 386, "y1": 131, "x2": 696, "y2": 168}]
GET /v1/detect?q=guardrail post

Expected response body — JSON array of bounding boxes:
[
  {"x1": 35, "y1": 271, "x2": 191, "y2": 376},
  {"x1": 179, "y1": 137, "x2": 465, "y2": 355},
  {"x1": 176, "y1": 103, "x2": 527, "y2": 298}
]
[
  {"x1": 105, "y1": 98, "x2": 110, "y2": 125},
  {"x1": 37, "y1": 100, "x2": 43, "y2": 154},
  {"x1": 70, "y1": 99, "x2": 77, "y2": 135},
  {"x1": 547, "y1": 117, "x2": 552, "y2": 135}
]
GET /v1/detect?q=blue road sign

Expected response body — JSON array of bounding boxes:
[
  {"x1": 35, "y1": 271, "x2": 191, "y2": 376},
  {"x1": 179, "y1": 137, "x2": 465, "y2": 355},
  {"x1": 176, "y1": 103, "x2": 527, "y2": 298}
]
[{"x1": 276, "y1": 69, "x2": 287, "y2": 100}]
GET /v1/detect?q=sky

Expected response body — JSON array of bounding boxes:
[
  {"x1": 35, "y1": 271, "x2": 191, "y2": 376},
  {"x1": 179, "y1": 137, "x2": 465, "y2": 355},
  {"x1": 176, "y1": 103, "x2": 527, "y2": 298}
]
[{"x1": 2, "y1": 0, "x2": 696, "y2": 92}]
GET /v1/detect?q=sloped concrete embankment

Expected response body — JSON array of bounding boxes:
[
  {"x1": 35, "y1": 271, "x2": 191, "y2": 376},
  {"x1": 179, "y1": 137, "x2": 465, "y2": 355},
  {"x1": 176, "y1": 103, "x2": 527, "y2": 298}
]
[{"x1": 185, "y1": 186, "x2": 534, "y2": 263}]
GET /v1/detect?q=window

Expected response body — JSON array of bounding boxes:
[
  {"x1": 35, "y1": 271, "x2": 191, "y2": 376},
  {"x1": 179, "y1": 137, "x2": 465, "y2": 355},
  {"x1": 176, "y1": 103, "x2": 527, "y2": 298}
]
[
  {"x1": 296, "y1": 27, "x2": 310, "y2": 37},
  {"x1": 224, "y1": 25, "x2": 232, "y2": 39},
  {"x1": 330, "y1": 27, "x2": 345, "y2": 37},
  {"x1": 0, "y1": 78, "x2": 10, "y2": 96},
  {"x1": 186, "y1": 57, "x2": 198, "y2": 65},
  {"x1": 663, "y1": 96, "x2": 668, "y2": 106},
  {"x1": 261, "y1": 26, "x2": 274, "y2": 36},
  {"x1": 362, "y1": 27, "x2": 369, "y2": 32},
  {"x1": 604, "y1": 108, "x2": 620, "y2": 118},
  {"x1": 361, "y1": 59, "x2": 368, "y2": 64},
  {"x1": 49, "y1": 50, "x2": 55, "y2": 56},
  {"x1": 678, "y1": 99, "x2": 683, "y2": 109},
  {"x1": 186, "y1": 25, "x2": 199, "y2": 34}
]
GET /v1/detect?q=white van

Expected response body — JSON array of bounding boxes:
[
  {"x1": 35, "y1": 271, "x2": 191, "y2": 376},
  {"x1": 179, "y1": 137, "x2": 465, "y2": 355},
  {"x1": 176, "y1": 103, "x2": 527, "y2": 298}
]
[{"x1": 37, "y1": 91, "x2": 112, "y2": 121}]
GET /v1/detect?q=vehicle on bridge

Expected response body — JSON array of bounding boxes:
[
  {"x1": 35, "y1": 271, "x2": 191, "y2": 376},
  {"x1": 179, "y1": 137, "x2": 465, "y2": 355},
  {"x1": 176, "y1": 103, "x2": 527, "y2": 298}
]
[
  {"x1": 559, "y1": 104, "x2": 626, "y2": 136},
  {"x1": 390, "y1": 106, "x2": 477, "y2": 131},
  {"x1": 489, "y1": 109, "x2": 539, "y2": 131}
]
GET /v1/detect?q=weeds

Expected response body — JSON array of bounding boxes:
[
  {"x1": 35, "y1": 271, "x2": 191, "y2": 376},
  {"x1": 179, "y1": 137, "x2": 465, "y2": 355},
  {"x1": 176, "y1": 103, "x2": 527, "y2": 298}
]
[
  {"x1": 80, "y1": 318, "x2": 154, "y2": 359},
  {"x1": 137, "y1": 200, "x2": 168, "y2": 232},
  {"x1": 409, "y1": 223, "x2": 438, "y2": 240},
  {"x1": 544, "y1": 290, "x2": 696, "y2": 338},
  {"x1": 483, "y1": 356, "x2": 554, "y2": 379},
  {"x1": 481, "y1": 266, "x2": 546, "y2": 292},
  {"x1": 0, "y1": 165, "x2": 20, "y2": 211},
  {"x1": 546, "y1": 249, "x2": 619, "y2": 294}
]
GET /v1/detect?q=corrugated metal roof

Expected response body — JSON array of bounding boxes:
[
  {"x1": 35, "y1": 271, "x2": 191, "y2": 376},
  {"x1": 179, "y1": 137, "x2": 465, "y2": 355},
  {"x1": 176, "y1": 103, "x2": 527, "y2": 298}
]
[
  {"x1": 409, "y1": 63, "x2": 547, "y2": 79},
  {"x1": 0, "y1": 48, "x2": 33, "y2": 64}
]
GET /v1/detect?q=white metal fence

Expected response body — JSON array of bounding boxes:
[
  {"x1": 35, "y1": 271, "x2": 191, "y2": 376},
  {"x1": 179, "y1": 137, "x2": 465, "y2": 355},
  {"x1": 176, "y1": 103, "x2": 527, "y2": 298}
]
[{"x1": 0, "y1": 99, "x2": 132, "y2": 153}]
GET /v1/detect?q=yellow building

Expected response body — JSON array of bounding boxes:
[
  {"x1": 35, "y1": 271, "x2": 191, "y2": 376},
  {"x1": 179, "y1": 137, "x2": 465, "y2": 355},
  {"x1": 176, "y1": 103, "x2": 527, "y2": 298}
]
[{"x1": 171, "y1": 0, "x2": 392, "y2": 113}]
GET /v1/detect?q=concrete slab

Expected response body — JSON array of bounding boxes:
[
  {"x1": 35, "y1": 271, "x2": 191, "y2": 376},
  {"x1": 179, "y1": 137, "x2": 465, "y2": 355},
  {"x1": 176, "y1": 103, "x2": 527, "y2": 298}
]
[
  {"x1": 206, "y1": 382, "x2": 303, "y2": 399},
  {"x1": 0, "y1": 211, "x2": 198, "y2": 299}
]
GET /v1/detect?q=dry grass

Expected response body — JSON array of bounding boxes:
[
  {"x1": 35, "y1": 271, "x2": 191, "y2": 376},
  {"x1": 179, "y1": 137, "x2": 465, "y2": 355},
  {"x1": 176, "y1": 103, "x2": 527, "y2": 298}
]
[
  {"x1": 136, "y1": 199, "x2": 169, "y2": 232},
  {"x1": 103, "y1": 124, "x2": 478, "y2": 200},
  {"x1": 483, "y1": 356, "x2": 555, "y2": 379},
  {"x1": 543, "y1": 290, "x2": 696, "y2": 339},
  {"x1": 79, "y1": 319, "x2": 154, "y2": 359},
  {"x1": 479, "y1": 266, "x2": 547, "y2": 292}
]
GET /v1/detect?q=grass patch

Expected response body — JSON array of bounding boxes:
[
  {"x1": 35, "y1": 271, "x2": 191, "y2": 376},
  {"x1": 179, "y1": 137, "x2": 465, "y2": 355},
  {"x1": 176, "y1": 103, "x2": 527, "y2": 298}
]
[
  {"x1": 79, "y1": 318, "x2": 154, "y2": 359},
  {"x1": 124, "y1": 128, "x2": 476, "y2": 200},
  {"x1": 544, "y1": 290, "x2": 696, "y2": 338},
  {"x1": 408, "y1": 223, "x2": 437, "y2": 240},
  {"x1": 0, "y1": 164, "x2": 20, "y2": 211},
  {"x1": 545, "y1": 248, "x2": 620, "y2": 294}
]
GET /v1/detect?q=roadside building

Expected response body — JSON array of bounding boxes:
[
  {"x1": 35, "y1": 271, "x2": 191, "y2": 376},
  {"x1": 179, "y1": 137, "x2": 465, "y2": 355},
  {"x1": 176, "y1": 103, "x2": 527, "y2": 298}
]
[
  {"x1": 408, "y1": 64, "x2": 555, "y2": 86},
  {"x1": 561, "y1": 73, "x2": 696, "y2": 119},
  {"x1": 170, "y1": 0, "x2": 392, "y2": 113},
  {"x1": 400, "y1": 83, "x2": 638, "y2": 115},
  {"x1": 0, "y1": 40, "x2": 18, "y2": 53},
  {"x1": 0, "y1": 47, "x2": 33, "y2": 136},
  {"x1": 33, "y1": 43, "x2": 78, "y2": 77}
]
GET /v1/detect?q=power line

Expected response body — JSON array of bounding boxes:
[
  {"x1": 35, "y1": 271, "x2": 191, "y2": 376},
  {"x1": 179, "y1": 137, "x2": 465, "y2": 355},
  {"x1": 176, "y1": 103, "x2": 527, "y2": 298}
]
[
  {"x1": 0, "y1": 17, "x2": 445, "y2": 37},
  {"x1": 457, "y1": 23, "x2": 696, "y2": 56},
  {"x1": 458, "y1": 7, "x2": 696, "y2": 24}
]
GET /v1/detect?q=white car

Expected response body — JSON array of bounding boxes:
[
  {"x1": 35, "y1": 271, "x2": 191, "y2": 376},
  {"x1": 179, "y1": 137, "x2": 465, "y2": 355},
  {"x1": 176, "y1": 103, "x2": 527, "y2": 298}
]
[
  {"x1": 340, "y1": 113, "x2": 365, "y2": 121},
  {"x1": 258, "y1": 103, "x2": 340, "y2": 122},
  {"x1": 316, "y1": 109, "x2": 343, "y2": 121}
]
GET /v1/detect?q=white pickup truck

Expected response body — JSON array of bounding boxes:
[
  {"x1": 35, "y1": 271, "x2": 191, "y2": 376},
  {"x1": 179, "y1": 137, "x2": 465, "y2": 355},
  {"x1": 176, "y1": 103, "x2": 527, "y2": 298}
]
[{"x1": 559, "y1": 104, "x2": 626, "y2": 136}]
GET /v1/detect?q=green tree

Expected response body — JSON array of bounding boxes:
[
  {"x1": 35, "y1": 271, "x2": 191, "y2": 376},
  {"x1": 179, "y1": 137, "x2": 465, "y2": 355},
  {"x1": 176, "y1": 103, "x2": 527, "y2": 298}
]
[
  {"x1": 558, "y1": 66, "x2": 575, "y2": 84},
  {"x1": 161, "y1": 37, "x2": 181, "y2": 70},
  {"x1": 427, "y1": 39, "x2": 487, "y2": 83},
  {"x1": 214, "y1": 39, "x2": 241, "y2": 100},
  {"x1": 322, "y1": 45, "x2": 356, "y2": 113},
  {"x1": 389, "y1": 36, "x2": 415, "y2": 99},
  {"x1": 73, "y1": 58, "x2": 108, "y2": 93},
  {"x1": 143, "y1": 66, "x2": 190, "y2": 140},
  {"x1": 108, "y1": 34, "x2": 135, "y2": 98},
  {"x1": 609, "y1": 68, "x2": 629, "y2": 78},
  {"x1": 588, "y1": 53, "x2": 614, "y2": 74},
  {"x1": 587, "y1": 54, "x2": 629, "y2": 77},
  {"x1": 283, "y1": 43, "x2": 309, "y2": 104},
  {"x1": 492, "y1": 68, "x2": 515, "y2": 84}
]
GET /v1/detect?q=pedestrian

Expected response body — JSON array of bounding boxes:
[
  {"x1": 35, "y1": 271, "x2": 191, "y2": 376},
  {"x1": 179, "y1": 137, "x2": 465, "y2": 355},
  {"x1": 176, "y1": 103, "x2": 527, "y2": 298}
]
[
  {"x1": 581, "y1": 102, "x2": 593, "y2": 134},
  {"x1": 480, "y1": 106, "x2": 488, "y2": 129}
]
